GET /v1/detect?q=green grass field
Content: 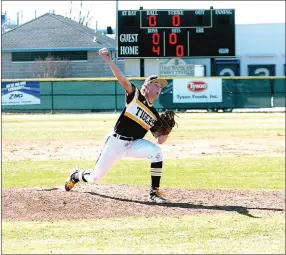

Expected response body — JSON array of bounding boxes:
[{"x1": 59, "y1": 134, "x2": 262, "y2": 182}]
[
  {"x1": 2, "y1": 112, "x2": 285, "y2": 139},
  {"x1": 2, "y1": 157, "x2": 285, "y2": 189},
  {"x1": 2, "y1": 113, "x2": 285, "y2": 254},
  {"x1": 3, "y1": 214, "x2": 284, "y2": 254}
]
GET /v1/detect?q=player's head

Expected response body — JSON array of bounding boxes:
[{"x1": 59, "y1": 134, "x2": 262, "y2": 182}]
[{"x1": 141, "y1": 75, "x2": 168, "y2": 101}]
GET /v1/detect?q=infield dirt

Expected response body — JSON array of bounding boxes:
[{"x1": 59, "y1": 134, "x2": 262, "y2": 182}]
[{"x1": 3, "y1": 184, "x2": 285, "y2": 221}]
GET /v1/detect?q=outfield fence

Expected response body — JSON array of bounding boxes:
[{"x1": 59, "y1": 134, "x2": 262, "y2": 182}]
[{"x1": 1, "y1": 76, "x2": 285, "y2": 113}]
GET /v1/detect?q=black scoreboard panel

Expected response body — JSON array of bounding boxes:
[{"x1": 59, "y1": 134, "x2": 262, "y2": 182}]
[{"x1": 117, "y1": 9, "x2": 235, "y2": 58}]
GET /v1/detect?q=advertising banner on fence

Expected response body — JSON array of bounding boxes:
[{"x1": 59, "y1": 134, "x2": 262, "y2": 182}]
[
  {"x1": 173, "y1": 78, "x2": 222, "y2": 103},
  {"x1": 1, "y1": 81, "x2": 40, "y2": 105}
]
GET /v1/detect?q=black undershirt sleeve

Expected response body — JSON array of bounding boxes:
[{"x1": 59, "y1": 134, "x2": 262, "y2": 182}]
[{"x1": 126, "y1": 84, "x2": 136, "y2": 104}]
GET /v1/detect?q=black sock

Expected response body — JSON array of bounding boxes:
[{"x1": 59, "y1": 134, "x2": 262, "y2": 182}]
[
  {"x1": 150, "y1": 161, "x2": 163, "y2": 190},
  {"x1": 151, "y1": 176, "x2": 161, "y2": 190}
]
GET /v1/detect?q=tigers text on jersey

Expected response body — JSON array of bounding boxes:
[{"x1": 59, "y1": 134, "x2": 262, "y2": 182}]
[{"x1": 114, "y1": 84, "x2": 159, "y2": 139}]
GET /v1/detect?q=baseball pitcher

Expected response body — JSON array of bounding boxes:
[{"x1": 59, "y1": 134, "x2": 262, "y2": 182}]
[{"x1": 64, "y1": 47, "x2": 177, "y2": 203}]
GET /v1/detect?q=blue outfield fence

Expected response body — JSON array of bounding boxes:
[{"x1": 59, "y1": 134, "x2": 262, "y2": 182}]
[{"x1": 1, "y1": 76, "x2": 285, "y2": 112}]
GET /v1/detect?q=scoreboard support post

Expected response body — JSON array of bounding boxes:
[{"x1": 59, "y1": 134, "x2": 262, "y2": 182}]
[
  {"x1": 210, "y1": 58, "x2": 216, "y2": 76},
  {"x1": 140, "y1": 58, "x2": 145, "y2": 77}
]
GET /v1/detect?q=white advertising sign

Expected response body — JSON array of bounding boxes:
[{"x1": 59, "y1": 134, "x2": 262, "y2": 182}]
[{"x1": 173, "y1": 78, "x2": 222, "y2": 103}]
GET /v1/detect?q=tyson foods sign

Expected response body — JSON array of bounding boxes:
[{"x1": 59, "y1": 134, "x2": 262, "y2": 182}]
[
  {"x1": 173, "y1": 78, "x2": 222, "y2": 103},
  {"x1": 187, "y1": 81, "x2": 208, "y2": 92}
]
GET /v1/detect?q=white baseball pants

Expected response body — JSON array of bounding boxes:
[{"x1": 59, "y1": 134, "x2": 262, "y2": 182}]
[{"x1": 81, "y1": 132, "x2": 163, "y2": 184}]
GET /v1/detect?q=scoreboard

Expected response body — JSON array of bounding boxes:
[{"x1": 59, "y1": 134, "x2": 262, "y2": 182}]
[{"x1": 117, "y1": 9, "x2": 235, "y2": 58}]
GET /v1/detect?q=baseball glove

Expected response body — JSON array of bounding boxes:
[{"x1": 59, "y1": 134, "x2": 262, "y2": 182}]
[{"x1": 153, "y1": 110, "x2": 177, "y2": 135}]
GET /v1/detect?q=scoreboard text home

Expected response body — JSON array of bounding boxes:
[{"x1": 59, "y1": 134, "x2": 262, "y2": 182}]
[{"x1": 117, "y1": 9, "x2": 235, "y2": 58}]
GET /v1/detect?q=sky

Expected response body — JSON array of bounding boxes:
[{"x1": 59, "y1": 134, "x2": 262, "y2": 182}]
[{"x1": 1, "y1": 1, "x2": 285, "y2": 30}]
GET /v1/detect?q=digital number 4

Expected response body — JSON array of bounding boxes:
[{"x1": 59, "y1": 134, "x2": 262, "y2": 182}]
[{"x1": 152, "y1": 45, "x2": 160, "y2": 55}]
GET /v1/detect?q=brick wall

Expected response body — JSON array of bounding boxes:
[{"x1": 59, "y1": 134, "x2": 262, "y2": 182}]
[{"x1": 1, "y1": 51, "x2": 125, "y2": 79}]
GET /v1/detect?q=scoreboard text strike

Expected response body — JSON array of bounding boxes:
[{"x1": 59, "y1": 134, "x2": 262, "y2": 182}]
[{"x1": 117, "y1": 9, "x2": 235, "y2": 58}]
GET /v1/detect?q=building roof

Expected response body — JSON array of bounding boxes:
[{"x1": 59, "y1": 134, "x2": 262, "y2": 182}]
[{"x1": 2, "y1": 13, "x2": 116, "y2": 52}]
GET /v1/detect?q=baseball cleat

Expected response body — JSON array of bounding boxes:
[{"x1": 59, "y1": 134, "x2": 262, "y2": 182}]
[
  {"x1": 64, "y1": 168, "x2": 79, "y2": 191},
  {"x1": 149, "y1": 188, "x2": 167, "y2": 203}
]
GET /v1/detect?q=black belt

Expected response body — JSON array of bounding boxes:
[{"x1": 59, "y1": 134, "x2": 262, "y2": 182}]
[{"x1": 113, "y1": 133, "x2": 134, "y2": 141}]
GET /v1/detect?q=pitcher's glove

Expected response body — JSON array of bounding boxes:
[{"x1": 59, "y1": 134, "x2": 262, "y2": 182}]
[{"x1": 153, "y1": 111, "x2": 177, "y2": 135}]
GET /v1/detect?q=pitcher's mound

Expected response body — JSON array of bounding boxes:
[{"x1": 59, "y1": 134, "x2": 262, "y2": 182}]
[{"x1": 2, "y1": 184, "x2": 285, "y2": 221}]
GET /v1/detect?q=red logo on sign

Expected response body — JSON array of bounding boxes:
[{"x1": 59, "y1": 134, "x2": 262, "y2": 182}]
[{"x1": 187, "y1": 81, "x2": 208, "y2": 92}]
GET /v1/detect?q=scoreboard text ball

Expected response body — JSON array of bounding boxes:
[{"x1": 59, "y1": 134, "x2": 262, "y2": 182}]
[{"x1": 117, "y1": 9, "x2": 235, "y2": 58}]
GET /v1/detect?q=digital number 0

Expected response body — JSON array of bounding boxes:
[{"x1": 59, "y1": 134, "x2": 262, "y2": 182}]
[
  {"x1": 152, "y1": 33, "x2": 160, "y2": 45},
  {"x1": 176, "y1": 45, "x2": 184, "y2": 57},
  {"x1": 169, "y1": 33, "x2": 177, "y2": 44},
  {"x1": 148, "y1": 15, "x2": 157, "y2": 27},
  {"x1": 172, "y1": 14, "x2": 180, "y2": 26}
]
